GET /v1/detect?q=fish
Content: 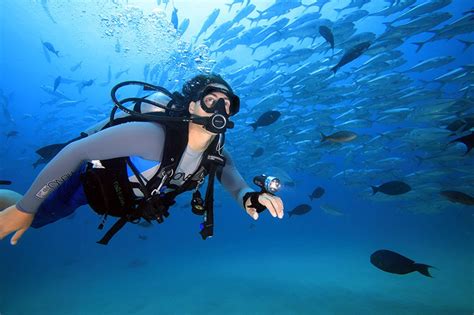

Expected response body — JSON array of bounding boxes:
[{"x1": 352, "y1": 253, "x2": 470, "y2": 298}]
[
  {"x1": 232, "y1": 4, "x2": 256, "y2": 24},
  {"x1": 0, "y1": 91, "x2": 15, "y2": 124},
  {"x1": 195, "y1": 9, "x2": 220, "y2": 43},
  {"x1": 32, "y1": 157, "x2": 49, "y2": 169},
  {"x1": 309, "y1": 187, "x2": 325, "y2": 200},
  {"x1": 143, "y1": 64, "x2": 150, "y2": 81},
  {"x1": 440, "y1": 190, "x2": 474, "y2": 206},
  {"x1": 446, "y1": 116, "x2": 474, "y2": 134},
  {"x1": 53, "y1": 76, "x2": 62, "y2": 92},
  {"x1": 331, "y1": 41, "x2": 371, "y2": 73},
  {"x1": 0, "y1": 180, "x2": 12, "y2": 185},
  {"x1": 249, "y1": 110, "x2": 281, "y2": 131},
  {"x1": 371, "y1": 181, "x2": 411, "y2": 195},
  {"x1": 6, "y1": 130, "x2": 19, "y2": 139},
  {"x1": 115, "y1": 38, "x2": 121, "y2": 53},
  {"x1": 458, "y1": 39, "x2": 474, "y2": 52},
  {"x1": 127, "y1": 259, "x2": 147, "y2": 268},
  {"x1": 370, "y1": 250, "x2": 433, "y2": 277},
  {"x1": 114, "y1": 68, "x2": 129, "y2": 79},
  {"x1": 320, "y1": 131, "x2": 358, "y2": 143},
  {"x1": 449, "y1": 132, "x2": 474, "y2": 155},
  {"x1": 138, "y1": 234, "x2": 148, "y2": 240},
  {"x1": 41, "y1": 0, "x2": 57, "y2": 24},
  {"x1": 320, "y1": 203, "x2": 343, "y2": 216},
  {"x1": 138, "y1": 221, "x2": 153, "y2": 228},
  {"x1": 42, "y1": 41, "x2": 60, "y2": 57},
  {"x1": 251, "y1": 147, "x2": 264, "y2": 159},
  {"x1": 390, "y1": 0, "x2": 452, "y2": 23},
  {"x1": 76, "y1": 79, "x2": 95, "y2": 94},
  {"x1": 36, "y1": 132, "x2": 88, "y2": 161},
  {"x1": 319, "y1": 26, "x2": 334, "y2": 51},
  {"x1": 56, "y1": 99, "x2": 87, "y2": 107},
  {"x1": 70, "y1": 61, "x2": 82, "y2": 72},
  {"x1": 178, "y1": 18, "x2": 190, "y2": 35},
  {"x1": 100, "y1": 65, "x2": 112, "y2": 87},
  {"x1": 225, "y1": 0, "x2": 247, "y2": 12},
  {"x1": 287, "y1": 204, "x2": 312, "y2": 218},
  {"x1": 171, "y1": 7, "x2": 178, "y2": 30}
]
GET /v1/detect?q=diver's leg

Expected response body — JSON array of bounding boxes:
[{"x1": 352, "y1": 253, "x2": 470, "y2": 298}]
[{"x1": 0, "y1": 189, "x2": 23, "y2": 210}]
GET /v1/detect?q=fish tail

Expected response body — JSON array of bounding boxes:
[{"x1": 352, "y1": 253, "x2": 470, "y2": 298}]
[
  {"x1": 457, "y1": 39, "x2": 473, "y2": 52},
  {"x1": 382, "y1": 21, "x2": 393, "y2": 29},
  {"x1": 330, "y1": 65, "x2": 338, "y2": 74},
  {"x1": 413, "y1": 263, "x2": 433, "y2": 278},
  {"x1": 371, "y1": 186, "x2": 378, "y2": 195},
  {"x1": 249, "y1": 123, "x2": 258, "y2": 131},
  {"x1": 309, "y1": 195, "x2": 313, "y2": 201},
  {"x1": 250, "y1": 46, "x2": 259, "y2": 55},
  {"x1": 302, "y1": 3, "x2": 312, "y2": 12},
  {"x1": 288, "y1": 212, "x2": 292, "y2": 218},
  {"x1": 412, "y1": 41, "x2": 426, "y2": 53},
  {"x1": 320, "y1": 132, "x2": 327, "y2": 142}
]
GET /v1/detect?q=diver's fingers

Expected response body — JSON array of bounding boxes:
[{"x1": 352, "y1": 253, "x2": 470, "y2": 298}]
[
  {"x1": 246, "y1": 207, "x2": 259, "y2": 220},
  {"x1": 274, "y1": 196, "x2": 284, "y2": 218},
  {"x1": 259, "y1": 195, "x2": 278, "y2": 218},
  {"x1": 10, "y1": 228, "x2": 27, "y2": 246}
]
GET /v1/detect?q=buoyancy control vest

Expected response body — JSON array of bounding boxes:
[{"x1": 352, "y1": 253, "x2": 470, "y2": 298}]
[{"x1": 80, "y1": 85, "x2": 227, "y2": 245}]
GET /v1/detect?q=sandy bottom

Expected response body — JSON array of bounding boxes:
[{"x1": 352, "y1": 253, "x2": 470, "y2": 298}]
[{"x1": 1, "y1": 237, "x2": 472, "y2": 315}]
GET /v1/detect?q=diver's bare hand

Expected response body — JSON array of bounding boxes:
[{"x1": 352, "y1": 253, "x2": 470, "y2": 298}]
[
  {"x1": 245, "y1": 192, "x2": 284, "y2": 220},
  {"x1": 0, "y1": 205, "x2": 34, "y2": 245}
]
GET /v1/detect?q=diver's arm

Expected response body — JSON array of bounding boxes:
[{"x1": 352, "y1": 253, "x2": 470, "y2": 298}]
[
  {"x1": 217, "y1": 150, "x2": 254, "y2": 209},
  {"x1": 17, "y1": 122, "x2": 165, "y2": 214}
]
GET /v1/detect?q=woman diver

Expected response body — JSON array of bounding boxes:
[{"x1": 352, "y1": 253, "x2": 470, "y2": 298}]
[{"x1": 0, "y1": 74, "x2": 284, "y2": 246}]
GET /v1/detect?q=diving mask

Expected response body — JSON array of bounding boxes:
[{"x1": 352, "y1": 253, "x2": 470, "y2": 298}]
[{"x1": 198, "y1": 86, "x2": 240, "y2": 116}]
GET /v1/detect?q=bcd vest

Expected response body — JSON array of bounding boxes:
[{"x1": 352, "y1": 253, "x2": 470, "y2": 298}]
[{"x1": 80, "y1": 116, "x2": 225, "y2": 244}]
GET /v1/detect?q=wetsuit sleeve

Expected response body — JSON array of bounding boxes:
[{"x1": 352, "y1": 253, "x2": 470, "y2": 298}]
[
  {"x1": 217, "y1": 149, "x2": 254, "y2": 209},
  {"x1": 17, "y1": 122, "x2": 165, "y2": 214}
]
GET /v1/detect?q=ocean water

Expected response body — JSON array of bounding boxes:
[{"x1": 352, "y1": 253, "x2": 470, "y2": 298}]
[{"x1": 0, "y1": 0, "x2": 473, "y2": 314}]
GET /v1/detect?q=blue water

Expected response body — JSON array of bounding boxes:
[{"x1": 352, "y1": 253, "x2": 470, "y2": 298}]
[{"x1": 1, "y1": 0, "x2": 473, "y2": 314}]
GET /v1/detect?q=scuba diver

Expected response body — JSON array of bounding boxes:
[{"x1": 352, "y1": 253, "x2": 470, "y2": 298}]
[{"x1": 0, "y1": 74, "x2": 284, "y2": 246}]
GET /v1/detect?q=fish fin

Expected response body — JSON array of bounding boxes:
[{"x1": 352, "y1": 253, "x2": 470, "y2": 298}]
[
  {"x1": 413, "y1": 263, "x2": 433, "y2": 278},
  {"x1": 382, "y1": 21, "x2": 393, "y2": 29},
  {"x1": 412, "y1": 41, "x2": 426, "y2": 53},
  {"x1": 371, "y1": 186, "x2": 378, "y2": 195},
  {"x1": 35, "y1": 143, "x2": 67, "y2": 159}
]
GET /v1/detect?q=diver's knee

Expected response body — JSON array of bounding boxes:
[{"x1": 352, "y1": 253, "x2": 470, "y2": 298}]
[{"x1": 0, "y1": 189, "x2": 23, "y2": 210}]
